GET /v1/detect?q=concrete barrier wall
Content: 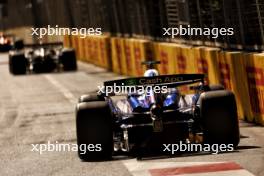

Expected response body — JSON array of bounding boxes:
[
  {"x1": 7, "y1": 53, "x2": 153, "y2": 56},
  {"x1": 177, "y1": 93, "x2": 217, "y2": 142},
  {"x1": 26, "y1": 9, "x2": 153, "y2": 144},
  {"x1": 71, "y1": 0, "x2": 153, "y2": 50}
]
[
  {"x1": 110, "y1": 37, "x2": 122, "y2": 74},
  {"x1": 132, "y1": 39, "x2": 153, "y2": 76},
  {"x1": 218, "y1": 52, "x2": 253, "y2": 121},
  {"x1": 124, "y1": 39, "x2": 134, "y2": 76},
  {"x1": 70, "y1": 35, "x2": 111, "y2": 70},
  {"x1": 193, "y1": 47, "x2": 221, "y2": 85},
  {"x1": 244, "y1": 53, "x2": 264, "y2": 125},
  {"x1": 67, "y1": 35, "x2": 264, "y2": 125}
]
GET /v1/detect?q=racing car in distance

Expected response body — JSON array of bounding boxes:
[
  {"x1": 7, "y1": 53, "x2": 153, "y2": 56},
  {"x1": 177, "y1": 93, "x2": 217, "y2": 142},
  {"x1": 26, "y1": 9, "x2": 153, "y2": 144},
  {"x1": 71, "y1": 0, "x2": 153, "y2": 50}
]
[
  {"x1": 76, "y1": 61, "x2": 240, "y2": 161},
  {"x1": 9, "y1": 42, "x2": 77, "y2": 75},
  {"x1": 0, "y1": 33, "x2": 24, "y2": 52}
]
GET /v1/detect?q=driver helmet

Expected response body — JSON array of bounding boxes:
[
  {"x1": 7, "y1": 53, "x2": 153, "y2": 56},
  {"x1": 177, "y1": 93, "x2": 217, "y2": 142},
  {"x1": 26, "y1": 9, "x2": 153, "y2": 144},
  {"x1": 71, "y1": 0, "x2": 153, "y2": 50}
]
[{"x1": 144, "y1": 69, "x2": 159, "y2": 77}]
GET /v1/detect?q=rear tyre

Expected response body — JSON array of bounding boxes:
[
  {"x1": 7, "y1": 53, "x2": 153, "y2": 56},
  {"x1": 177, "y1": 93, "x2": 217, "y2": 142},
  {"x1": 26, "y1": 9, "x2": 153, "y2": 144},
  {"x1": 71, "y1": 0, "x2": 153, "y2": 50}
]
[
  {"x1": 9, "y1": 52, "x2": 27, "y2": 75},
  {"x1": 78, "y1": 93, "x2": 104, "y2": 103},
  {"x1": 209, "y1": 84, "x2": 224, "y2": 91},
  {"x1": 76, "y1": 101, "x2": 113, "y2": 161},
  {"x1": 60, "y1": 48, "x2": 77, "y2": 71},
  {"x1": 199, "y1": 90, "x2": 239, "y2": 147}
]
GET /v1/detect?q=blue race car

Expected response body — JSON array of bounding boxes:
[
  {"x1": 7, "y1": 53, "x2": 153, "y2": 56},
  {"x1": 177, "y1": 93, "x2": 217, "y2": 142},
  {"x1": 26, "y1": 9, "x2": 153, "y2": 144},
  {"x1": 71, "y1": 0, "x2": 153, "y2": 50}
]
[{"x1": 76, "y1": 61, "x2": 239, "y2": 161}]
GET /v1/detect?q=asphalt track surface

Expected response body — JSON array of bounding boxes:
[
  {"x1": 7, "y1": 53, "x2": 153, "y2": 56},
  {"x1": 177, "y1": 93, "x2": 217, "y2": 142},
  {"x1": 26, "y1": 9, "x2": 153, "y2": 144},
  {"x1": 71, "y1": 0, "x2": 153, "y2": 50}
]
[{"x1": 0, "y1": 53, "x2": 263, "y2": 176}]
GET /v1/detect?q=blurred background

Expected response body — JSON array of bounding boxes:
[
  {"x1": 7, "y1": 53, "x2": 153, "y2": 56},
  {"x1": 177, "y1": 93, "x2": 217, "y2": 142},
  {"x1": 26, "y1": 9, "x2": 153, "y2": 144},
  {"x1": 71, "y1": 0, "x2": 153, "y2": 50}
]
[{"x1": 1, "y1": 0, "x2": 264, "y2": 50}]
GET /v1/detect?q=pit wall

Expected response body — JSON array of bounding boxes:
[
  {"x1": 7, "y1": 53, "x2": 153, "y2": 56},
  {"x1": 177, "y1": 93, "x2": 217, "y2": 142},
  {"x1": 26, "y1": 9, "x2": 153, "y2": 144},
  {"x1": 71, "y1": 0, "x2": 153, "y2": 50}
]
[{"x1": 65, "y1": 35, "x2": 264, "y2": 126}]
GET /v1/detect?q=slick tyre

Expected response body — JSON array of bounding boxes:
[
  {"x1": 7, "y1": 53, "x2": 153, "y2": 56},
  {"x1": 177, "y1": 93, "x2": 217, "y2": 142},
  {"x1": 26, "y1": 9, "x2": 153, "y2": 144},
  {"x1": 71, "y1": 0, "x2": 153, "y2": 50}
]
[
  {"x1": 199, "y1": 90, "x2": 239, "y2": 147},
  {"x1": 60, "y1": 48, "x2": 77, "y2": 71},
  {"x1": 78, "y1": 93, "x2": 104, "y2": 103},
  {"x1": 76, "y1": 101, "x2": 113, "y2": 161},
  {"x1": 209, "y1": 84, "x2": 224, "y2": 91},
  {"x1": 9, "y1": 52, "x2": 27, "y2": 75}
]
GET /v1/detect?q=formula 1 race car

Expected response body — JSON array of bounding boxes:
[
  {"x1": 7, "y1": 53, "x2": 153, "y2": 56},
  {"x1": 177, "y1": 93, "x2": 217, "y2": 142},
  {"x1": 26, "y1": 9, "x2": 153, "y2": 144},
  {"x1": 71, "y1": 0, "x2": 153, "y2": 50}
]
[
  {"x1": 9, "y1": 42, "x2": 77, "y2": 75},
  {"x1": 0, "y1": 33, "x2": 24, "y2": 52},
  {"x1": 76, "y1": 61, "x2": 240, "y2": 161}
]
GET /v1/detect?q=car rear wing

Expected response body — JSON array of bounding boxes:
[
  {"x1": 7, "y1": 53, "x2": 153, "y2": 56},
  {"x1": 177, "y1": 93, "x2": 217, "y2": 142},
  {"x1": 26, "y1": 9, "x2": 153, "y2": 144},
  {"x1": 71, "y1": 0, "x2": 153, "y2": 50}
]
[
  {"x1": 104, "y1": 74, "x2": 205, "y2": 88},
  {"x1": 23, "y1": 42, "x2": 63, "y2": 49}
]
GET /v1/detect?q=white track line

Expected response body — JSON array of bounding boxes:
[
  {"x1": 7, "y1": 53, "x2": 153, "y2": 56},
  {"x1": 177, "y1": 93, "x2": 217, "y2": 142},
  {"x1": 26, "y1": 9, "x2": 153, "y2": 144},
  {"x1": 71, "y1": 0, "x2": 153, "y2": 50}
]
[{"x1": 44, "y1": 75, "x2": 76, "y2": 104}]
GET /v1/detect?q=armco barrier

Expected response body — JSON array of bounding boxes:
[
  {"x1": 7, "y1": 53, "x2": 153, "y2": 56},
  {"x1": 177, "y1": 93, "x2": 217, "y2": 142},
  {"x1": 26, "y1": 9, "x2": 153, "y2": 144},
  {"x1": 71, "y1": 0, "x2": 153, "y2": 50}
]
[
  {"x1": 244, "y1": 53, "x2": 264, "y2": 125},
  {"x1": 218, "y1": 51, "x2": 253, "y2": 120},
  {"x1": 193, "y1": 47, "x2": 221, "y2": 85}
]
